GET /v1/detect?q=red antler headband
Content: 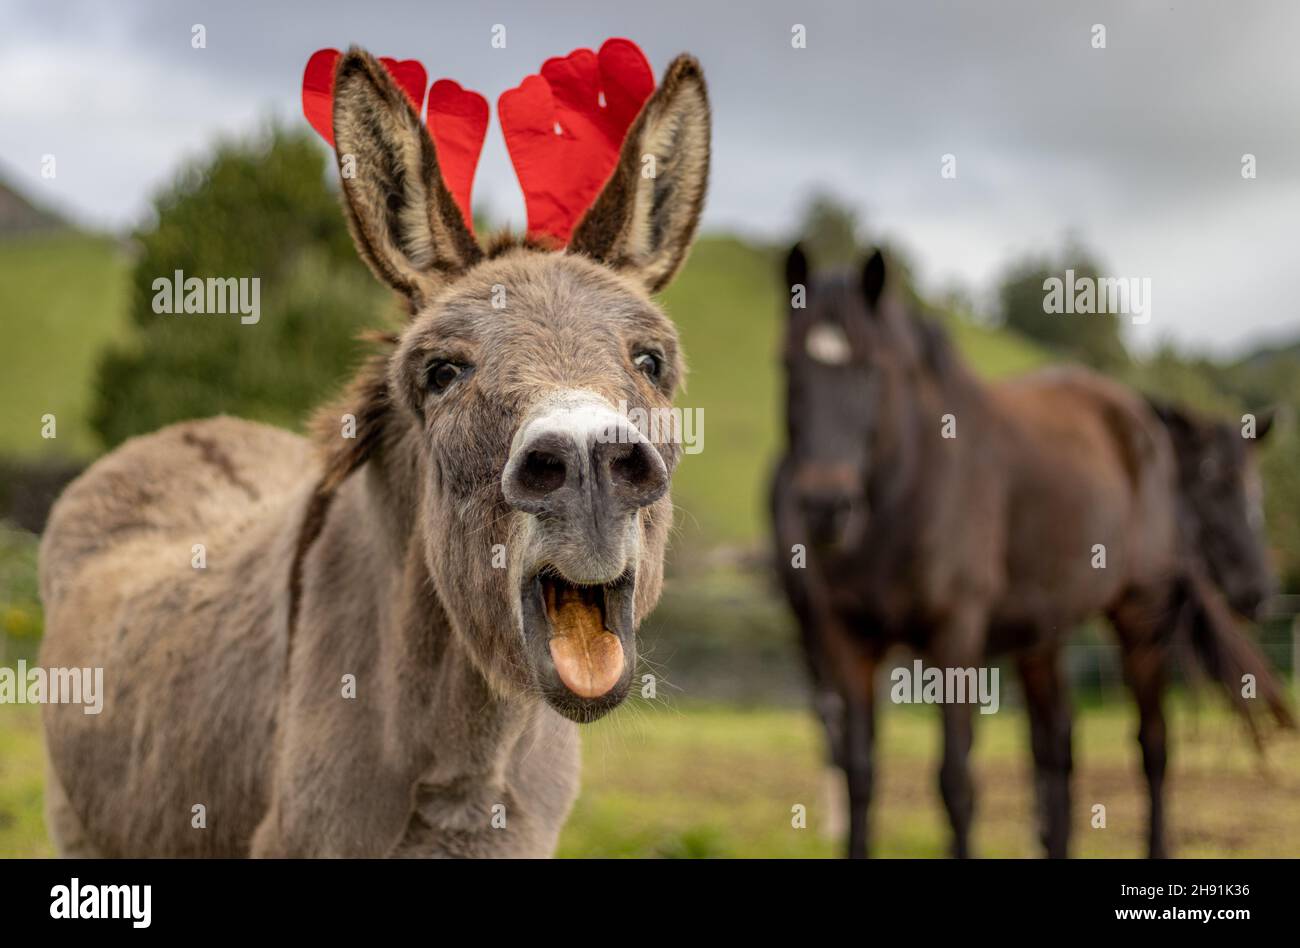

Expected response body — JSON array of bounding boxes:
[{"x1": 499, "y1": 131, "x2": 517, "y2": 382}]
[
  {"x1": 301, "y1": 39, "x2": 655, "y2": 245},
  {"x1": 498, "y1": 39, "x2": 653, "y2": 243},
  {"x1": 302, "y1": 49, "x2": 488, "y2": 231}
]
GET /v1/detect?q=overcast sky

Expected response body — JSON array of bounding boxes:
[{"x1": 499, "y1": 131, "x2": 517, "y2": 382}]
[{"x1": 3, "y1": 0, "x2": 1298, "y2": 354}]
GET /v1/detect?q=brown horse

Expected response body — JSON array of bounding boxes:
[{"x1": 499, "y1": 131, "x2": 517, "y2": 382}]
[
  {"x1": 772, "y1": 245, "x2": 1291, "y2": 858},
  {"x1": 39, "y1": 47, "x2": 710, "y2": 857}
]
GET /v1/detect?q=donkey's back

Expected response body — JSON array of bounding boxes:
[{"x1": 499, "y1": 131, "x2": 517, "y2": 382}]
[
  {"x1": 40, "y1": 415, "x2": 310, "y2": 604},
  {"x1": 39, "y1": 415, "x2": 315, "y2": 856}
]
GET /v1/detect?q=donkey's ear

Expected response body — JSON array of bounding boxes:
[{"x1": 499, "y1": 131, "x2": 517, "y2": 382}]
[
  {"x1": 332, "y1": 48, "x2": 482, "y2": 308},
  {"x1": 785, "y1": 244, "x2": 809, "y2": 297},
  {"x1": 568, "y1": 55, "x2": 711, "y2": 294},
  {"x1": 862, "y1": 249, "x2": 887, "y2": 310}
]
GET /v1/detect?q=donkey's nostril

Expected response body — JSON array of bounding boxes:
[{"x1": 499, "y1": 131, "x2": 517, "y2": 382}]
[
  {"x1": 504, "y1": 435, "x2": 576, "y2": 513},
  {"x1": 611, "y1": 445, "x2": 647, "y2": 486},
  {"x1": 596, "y1": 437, "x2": 669, "y2": 510},
  {"x1": 520, "y1": 449, "x2": 567, "y2": 495}
]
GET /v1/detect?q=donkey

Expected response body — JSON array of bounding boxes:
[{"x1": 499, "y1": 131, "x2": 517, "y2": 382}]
[
  {"x1": 38, "y1": 47, "x2": 710, "y2": 857},
  {"x1": 772, "y1": 245, "x2": 1291, "y2": 859}
]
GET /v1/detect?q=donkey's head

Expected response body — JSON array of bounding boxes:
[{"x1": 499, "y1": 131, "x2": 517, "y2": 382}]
[
  {"x1": 1149, "y1": 399, "x2": 1277, "y2": 619},
  {"x1": 780, "y1": 244, "x2": 923, "y2": 551},
  {"x1": 325, "y1": 49, "x2": 709, "y2": 722}
]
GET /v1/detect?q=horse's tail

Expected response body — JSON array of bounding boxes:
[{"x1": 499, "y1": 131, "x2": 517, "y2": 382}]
[{"x1": 1181, "y1": 566, "x2": 1294, "y2": 744}]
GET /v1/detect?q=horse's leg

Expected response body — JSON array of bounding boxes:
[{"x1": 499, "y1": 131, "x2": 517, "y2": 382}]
[
  {"x1": 933, "y1": 607, "x2": 987, "y2": 859},
  {"x1": 938, "y1": 700, "x2": 975, "y2": 858},
  {"x1": 808, "y1": 617, "x2": 879, "y2": 859},
  {"x1": 1017, "y1": 646, "x2": 1073, "y2": 858},
  {"x1": 836, "y1": 641, "x2": 878, "y2": 859},
  {"x1": 1111, "y1": 590, "x2": 1173, "y2": 859},
  {"x1": 1123, "y1": 641, "x2": 1170, "y2": 858}
]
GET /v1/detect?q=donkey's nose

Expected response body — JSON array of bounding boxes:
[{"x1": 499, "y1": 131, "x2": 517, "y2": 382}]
[{"x1": 502, "y1": 392, "x2": 668, "y2": 517}]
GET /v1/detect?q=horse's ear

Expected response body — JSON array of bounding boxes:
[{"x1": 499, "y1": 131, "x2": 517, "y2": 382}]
[
  {"x1": 862, "y1": 248, "x2": 886, "y2": 310},
  {"x1": 785, "y1": 244, "x2": 809, "y2": 300},
  {"x1": 568, "y1": 54, "x2": 711, "y2": 294},
  {"x1": 332, "y1": 47, "x2": 482, "y2": 309}
]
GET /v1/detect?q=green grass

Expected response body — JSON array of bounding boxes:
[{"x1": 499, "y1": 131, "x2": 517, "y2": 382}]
[
  {"x1": 940, "y1": 310, "x2": 1052, "y2": 379},
  {"x1": 558, "y1": 699, "x2": 1300, "y2": 858},
  {"x1": 0, "y1": 705, "x2": 45, "y2": 857},
  {"x1": 0, "y1": 232, "x2": 130, "y2": 458},
  {"x1": 4, "y1": 698, "x2": 1294, "y2": 858}
]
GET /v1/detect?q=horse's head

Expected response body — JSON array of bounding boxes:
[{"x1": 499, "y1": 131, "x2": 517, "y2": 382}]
[
  {"x1": 1150, "y1": 398, "x2": 1277, "y2": 618},
  {"x1": 780, "y1": 245, "x2": 921, "y2": 551},
  {"x1": 324, "y1": 48, "x2": 710, "y2": 722}
]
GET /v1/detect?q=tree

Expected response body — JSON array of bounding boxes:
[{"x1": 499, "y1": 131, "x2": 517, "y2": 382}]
[
  {"x1": 796, "y1": 192, "x2": 861, "y2": 268},
  {"x1": 997, "y1": 243, "x2": 1128, "y2": 370},
  {"x1": 91, "y1": 125, "x2": 392, "y2": 448}
]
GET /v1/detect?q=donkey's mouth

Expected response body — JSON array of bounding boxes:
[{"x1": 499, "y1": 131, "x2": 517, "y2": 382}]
[{"x1": 520, "y1": 567, "x2": 636, "y2": 722}]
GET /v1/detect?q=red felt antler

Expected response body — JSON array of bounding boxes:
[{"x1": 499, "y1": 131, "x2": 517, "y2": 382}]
[
  {"x1": 301, "y1": 49, "x2": 487, "y2": 230},
  {"x1": 425, "y1": 79, "x2": 489, "y2": 231},
  {"x1": 499, "y1": 38, "x2": 655, "y2": 244}
]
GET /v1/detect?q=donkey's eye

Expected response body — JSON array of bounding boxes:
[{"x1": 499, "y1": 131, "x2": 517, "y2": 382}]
[
  {"x1": 633, "y1": 351, "x2": 663, "y2": 382},
  {"x1": 426, "y1": 360, "x2": 469, "y2": 393}
]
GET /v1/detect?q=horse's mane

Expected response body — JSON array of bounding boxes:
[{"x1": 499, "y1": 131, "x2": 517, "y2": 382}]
[{"x1": 906, "y1": 310, "x2": 969, "y2": 391}]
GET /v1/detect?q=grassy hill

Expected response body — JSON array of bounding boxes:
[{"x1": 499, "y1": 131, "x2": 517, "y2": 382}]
[
  {"x1": 0, "y1": 176, "x2": 68, "y2": 237},
  {"x1": 0, "y1": 232, "x2": 130, "y2": 459}
]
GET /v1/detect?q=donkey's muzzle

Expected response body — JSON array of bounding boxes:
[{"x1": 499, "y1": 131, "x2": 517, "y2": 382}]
[
  {"x1": 504, "y1": 391, "x2": 665, "y2": 721},
  {"x1": 502, "y1": 392, "x2": 668, "y2": 545}
]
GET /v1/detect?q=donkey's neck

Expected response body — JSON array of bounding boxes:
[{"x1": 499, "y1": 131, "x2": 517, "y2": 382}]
[
  {"x1": 297, "y1": 424, "x2": 551, "y2": 827},
  {"x1": 363, "y1": 430, "x2": 542, "y2": 743}
]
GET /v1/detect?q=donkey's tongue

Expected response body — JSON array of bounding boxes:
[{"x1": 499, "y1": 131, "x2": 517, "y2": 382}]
[{"x1": 546, "y1": 582, "x2": 625, "y2": 699}]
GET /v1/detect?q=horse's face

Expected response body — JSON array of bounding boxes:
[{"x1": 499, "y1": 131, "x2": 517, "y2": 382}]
[
  {"x1": 328, "y1": 48, "x2": 709, "y2": 721},
  {"x1": 1154, "y1": 401, "x2": 1277, "y2": 618},
  {"x1": 780, "y1": 246, "x2": 910, "y2": 551}
]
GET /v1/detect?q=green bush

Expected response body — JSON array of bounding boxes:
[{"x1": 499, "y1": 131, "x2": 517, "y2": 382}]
[
  {"x1": 997, "y1": 245, "x2": 1128, "y2": 371},
  {"x1": 90, "y1": 125, "x2": 393, "y2": 448}
]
